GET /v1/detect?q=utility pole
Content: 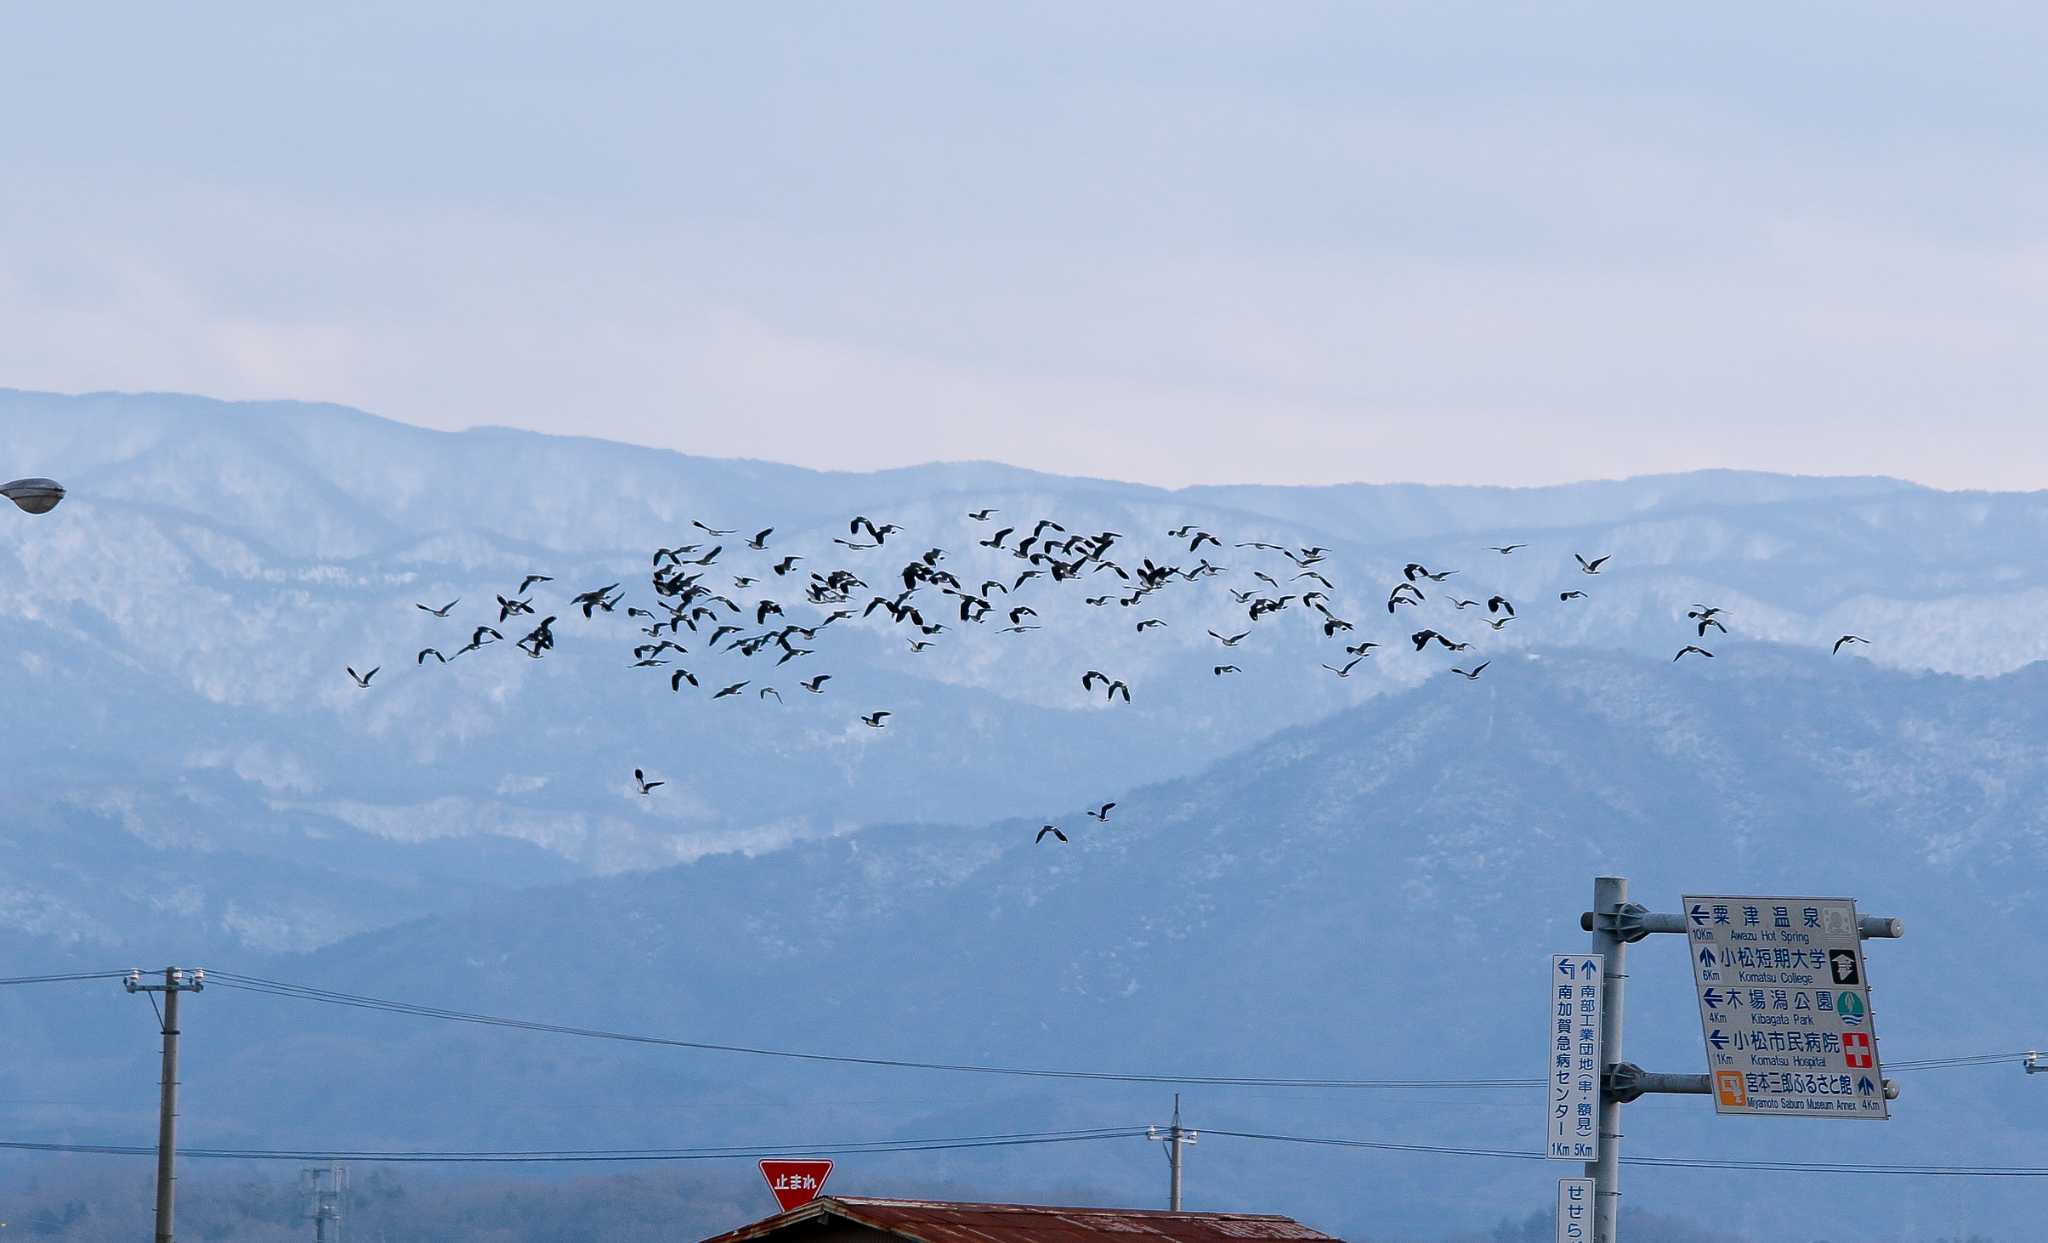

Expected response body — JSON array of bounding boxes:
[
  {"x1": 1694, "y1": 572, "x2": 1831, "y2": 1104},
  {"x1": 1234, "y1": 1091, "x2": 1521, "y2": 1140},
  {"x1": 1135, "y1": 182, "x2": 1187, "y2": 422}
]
[
  {"x1": 127, "y1": 968, "x2": 204, "y2": 1243},
  {"x1": 303, "y1": 1162, "x2": 347, "y2": 1243},
  {"x1": 1146, "y1": 1093, "x2": 1198, "y2": 1210}
]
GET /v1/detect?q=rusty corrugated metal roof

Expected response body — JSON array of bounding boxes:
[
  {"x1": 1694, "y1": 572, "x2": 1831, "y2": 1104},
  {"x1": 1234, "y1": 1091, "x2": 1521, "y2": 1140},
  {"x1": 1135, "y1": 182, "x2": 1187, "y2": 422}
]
[{"x1": 698, "y1": 1197, "x2": 1341, "y2": 1243}]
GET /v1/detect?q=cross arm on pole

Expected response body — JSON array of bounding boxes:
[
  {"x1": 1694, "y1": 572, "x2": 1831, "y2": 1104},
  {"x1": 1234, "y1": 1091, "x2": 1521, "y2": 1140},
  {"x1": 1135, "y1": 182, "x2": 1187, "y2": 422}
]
[
  {"x1": 1602, "y1": 1063, "x2": 1899, "y2": 1104},
  {"x1": 1579, "y1": 910, "x2": 1903, "y2": 940}
]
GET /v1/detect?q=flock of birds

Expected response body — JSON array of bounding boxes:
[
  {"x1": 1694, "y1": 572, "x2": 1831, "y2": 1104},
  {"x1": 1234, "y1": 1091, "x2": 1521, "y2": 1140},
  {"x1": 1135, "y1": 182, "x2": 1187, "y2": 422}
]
[{"x1": 347, "y1": 509, "x2": 1875, "y2": 845}]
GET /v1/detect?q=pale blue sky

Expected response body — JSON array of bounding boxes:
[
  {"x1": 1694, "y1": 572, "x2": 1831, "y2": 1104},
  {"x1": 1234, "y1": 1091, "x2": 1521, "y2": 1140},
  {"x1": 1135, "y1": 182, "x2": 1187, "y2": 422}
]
[{"x1": 3, "y1": 4, "x2": 2044, "y2": 486}]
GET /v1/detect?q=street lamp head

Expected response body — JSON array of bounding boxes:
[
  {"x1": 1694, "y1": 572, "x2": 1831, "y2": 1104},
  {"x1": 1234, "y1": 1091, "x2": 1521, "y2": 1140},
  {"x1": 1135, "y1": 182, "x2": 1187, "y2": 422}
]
[{"x1": 2, "y1": 478, "x2": 65, "y2": 515}]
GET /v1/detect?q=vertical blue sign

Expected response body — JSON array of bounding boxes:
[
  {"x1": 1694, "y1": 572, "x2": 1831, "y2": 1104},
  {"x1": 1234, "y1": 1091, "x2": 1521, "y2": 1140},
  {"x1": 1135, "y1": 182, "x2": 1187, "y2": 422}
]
[{"x1": 1547, "y1": 954, "x2": 1604, "y2": 1160}]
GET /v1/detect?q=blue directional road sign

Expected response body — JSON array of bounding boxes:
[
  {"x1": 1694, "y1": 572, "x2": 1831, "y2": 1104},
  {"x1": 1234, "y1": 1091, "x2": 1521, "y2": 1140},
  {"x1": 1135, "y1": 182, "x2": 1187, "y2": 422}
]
[
  {"x1": 1682, "y1": 895, "x2": 1887, "y2": 1120},
  {"x1": 1546, "y1": 954, "x2": 1604, "y2": 1159}
]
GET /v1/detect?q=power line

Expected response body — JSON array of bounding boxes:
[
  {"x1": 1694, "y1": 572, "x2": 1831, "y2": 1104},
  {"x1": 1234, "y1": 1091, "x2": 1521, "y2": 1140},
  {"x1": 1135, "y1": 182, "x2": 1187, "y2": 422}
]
[
  {"x1": 0, "y1": 971, "x2": 133, "y2": 986},
  {"x1": 8, "y1": 968, "x2": 2036, "y2": 1092},
  {"x1": 1203, "y1": 1128, "x2": 2048, "y2": 1178},
  {"x1": 0, "y1": 1127, "x2": 1145, "y2": 1165},
  {"x1": 202, "y1": 973, "x2": 1535, "y2": 1090},
  {"x1": 205, "y1": 972, "x2": 2042, "y2": 1089}
]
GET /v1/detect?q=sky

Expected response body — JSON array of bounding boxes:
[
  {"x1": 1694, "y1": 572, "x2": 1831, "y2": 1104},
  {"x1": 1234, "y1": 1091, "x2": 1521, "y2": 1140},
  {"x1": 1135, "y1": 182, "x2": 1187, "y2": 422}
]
[{"x1": 3, "y1": 3, "x2": 2045, "y2": 489}]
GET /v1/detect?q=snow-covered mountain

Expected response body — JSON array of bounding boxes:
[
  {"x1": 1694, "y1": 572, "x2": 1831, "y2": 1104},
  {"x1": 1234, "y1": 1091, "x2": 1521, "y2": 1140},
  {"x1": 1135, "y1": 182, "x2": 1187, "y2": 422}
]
[
  {"x1": 6, "y1": 644, "x2": 2043, "y2": 1242},
  {"x1": 7, "y1": 390, "x2": 2048, "y2": 957}
]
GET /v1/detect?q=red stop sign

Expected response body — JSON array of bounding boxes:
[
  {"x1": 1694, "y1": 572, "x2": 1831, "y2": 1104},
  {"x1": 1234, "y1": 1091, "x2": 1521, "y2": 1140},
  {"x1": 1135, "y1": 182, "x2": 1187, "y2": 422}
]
[{"x1": 759, "y1": 1159, "x2": 834, "y2": 1211}]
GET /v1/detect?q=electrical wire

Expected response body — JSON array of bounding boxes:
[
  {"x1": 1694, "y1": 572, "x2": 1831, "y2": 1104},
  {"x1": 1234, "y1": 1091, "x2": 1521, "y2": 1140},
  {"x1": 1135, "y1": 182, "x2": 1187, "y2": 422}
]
[
  {"x1": 15, "y1": 968, "x2": 2036, "y2": 1092},
  {"x1": 203, "y1": 972, "x2": 2042, "y2": 1089},
  {"x1": 1203, "y1": 1129, "x2": 2048, "y2": 1178},
  {"x1": 0, "y1": 971, "x2": 133, "y2": 986},
  {"x1": 202, "y1": 973, "x2": 1538, "y2": 1090},
  {"x1": 0, "y1": 1127, "x2": 1144, "y2": 1165}
]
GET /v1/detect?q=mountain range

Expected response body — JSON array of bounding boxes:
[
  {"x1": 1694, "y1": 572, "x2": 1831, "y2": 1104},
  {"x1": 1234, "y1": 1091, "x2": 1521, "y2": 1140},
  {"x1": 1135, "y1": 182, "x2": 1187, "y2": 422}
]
[{"x1": 3, "y1": 389, "x2": 2045, "y2": 1242}]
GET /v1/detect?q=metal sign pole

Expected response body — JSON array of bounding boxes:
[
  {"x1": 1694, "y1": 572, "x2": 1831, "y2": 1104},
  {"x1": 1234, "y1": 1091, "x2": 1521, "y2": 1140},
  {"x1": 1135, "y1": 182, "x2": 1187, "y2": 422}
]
[{"x1": 1582, "y1": 877, "x2": 1628, "y2": 1243}]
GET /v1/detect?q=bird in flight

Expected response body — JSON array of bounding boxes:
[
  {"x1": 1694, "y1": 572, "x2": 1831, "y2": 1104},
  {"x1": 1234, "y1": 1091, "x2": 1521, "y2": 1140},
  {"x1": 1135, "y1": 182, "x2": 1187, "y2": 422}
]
[
  {"x1": 1213, "y1": 665, "x2": 1240, "y2": 675},
  {"x1": 1086, "y1": 803, "x2": 1115, "y2": 821},
  {"x1": 670, "y1": 669, "x2": 699, "y2": 690},
  {"x1": 416, "y1": 599, "x2": 459, "y2": 617},
  {"x1": 692, "y1": 521, "x2": 735, "y2": 536},
  {"x1": 634, "y1": 768, "x2": 664, "y2": 795},
  {"x1": 1574, "y1": 553, "x2": 1610, "y2": 575},
  {"x1": 1487, "y1": 595, "x2": 1514, "y2": 616},
  {"x1": 1488, "y1": 544, "x2": 1525, "y2": 555},
  {"x1": 517, "y1": 574, "x2": 553, "y2": 594},
  {"x1": 968, "y1": 508, "x2": 998, "y2": 521},
  {"x1": 712, "y1": 681, "x2": 749, "y2": 699},
  {"x1": 907, "y1": 639, "x2": 935, "y2": 652},
  {"x1": 1036, "y1": 824, "x2": 1067, "y2": 844},
  {"x1": 759, "y1": 687, "x2": 782, "y2": 703},
  {"x1": 800, "y1": 675, "x2": 831, "y2": 693},
  {"x1": 1450, "y1": 662, "x2": 1490, "y2": 680},
  {"x1": 746, "y1": 528, "x2": 774, "y2": 550},
  {"x1": 496, "y1": 595, "x2": 535, "y2": 622},
  {"x1": 861, "y1": 711, "x2": 891, "y2": 728},
  {"x1": 850, "y1": 516, "x2": 899, "y2": 544},
  {"x1": 1559, "y1": 590, "x2": 1588, "y2": 601},
  {"x1": 1322, "y1": 658, "x2": 1364, "y2": 678},
  {"x1": 417, "y1": 648, "x2": 448, "y2": 664},
  {"x1": 1208, "y1": 629, "x2": 1249, "y2": 646},
  {"x1": 1833, "y1": 634, "x2": 1870, "y2": 654},
  {"x1": 1673, "y1": 646, "x2": 1714, "y2": 661},
  {"x1": 1135, "y1": 618, "x2": 1166, "y2": 631},
  {"x1": 346, "y1": 666, "x2": 379, "y2": 688},
  {"x1": 1082, "y1": 670, "x2": 1133, "y2": 702},
  {"x1": 1482, "y1": 617, "x2": 1514, "y2": 631},
  {"x1": 772, "y1": 556, "x2": 801, "y2": 576}
]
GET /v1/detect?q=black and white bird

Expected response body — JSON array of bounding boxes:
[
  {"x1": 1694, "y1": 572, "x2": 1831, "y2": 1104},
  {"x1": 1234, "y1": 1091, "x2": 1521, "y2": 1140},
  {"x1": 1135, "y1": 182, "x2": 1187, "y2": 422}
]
[
  {"x1": 1208, "y1": 629, "x2": 1249, "y2": 647},
  {"x1": 1560, "y1": 590, "x2": 1588, "y2": 601},
  {"x1": 1488, "y1": 544, "x2": 1526, "y2": 555},
  {"x1": 1674, "y1": 646, "x2": 1714, "y2": 661},
  {"x1": 1213, "y1": 665, "x2": 1241, "y2": 675},
  {"x1": 346, "y1": 665, "x2": 379, "y2": 688},
  {"x1": 415, "y1": 599, "x2": 459, "y2": 617},
  {"x1": 1450, "y1": 662, "x2": 1490, "y2": 680},
  {"x1": 1322, "y1": 658, "x2": 1364, "y2": 678},
  {"x1": 800, "y1": 675, "x2": 831, "y2": 693},
  {"x1": 1036, "y1": 824, "x2": 1067, "y2": 844},
  {"x1": 1574, "y1": 553, "x2": 1610, "y2": 575},
  {"x1": 417, "y1": 648, "x2": 448, "y2": 664},
  {"x1": 634, "y1": 768, "x2": 664, "y2": 795},
  {"x1": 1081, "y1": 670, "x2": 1132, "y2": 702},
  {"x1": 746, "y1": 528, "x2": 774, "y2": 550},
  {"x1": 861, "y1": 711, "x2": 891, "y2": 728},
  {"x1": 1086, "y1": 803, "x2": 1116, "y2": 821},
  {"x1": 1833, "y1": 634, "x2": 1870, "y2": 654},
  {"x1": 713, "y1": 681, "x2": 749, "y2": 699},
  {"x1": 517, "y1": 574, "x2": 553, "y2": 594}
]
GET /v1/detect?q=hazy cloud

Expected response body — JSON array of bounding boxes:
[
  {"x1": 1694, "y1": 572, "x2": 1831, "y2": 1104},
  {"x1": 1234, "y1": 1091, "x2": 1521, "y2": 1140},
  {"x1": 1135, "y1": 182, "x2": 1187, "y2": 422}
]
[{"x1": 3, "y1": 4, "x2": 2046, "y2": 487}]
